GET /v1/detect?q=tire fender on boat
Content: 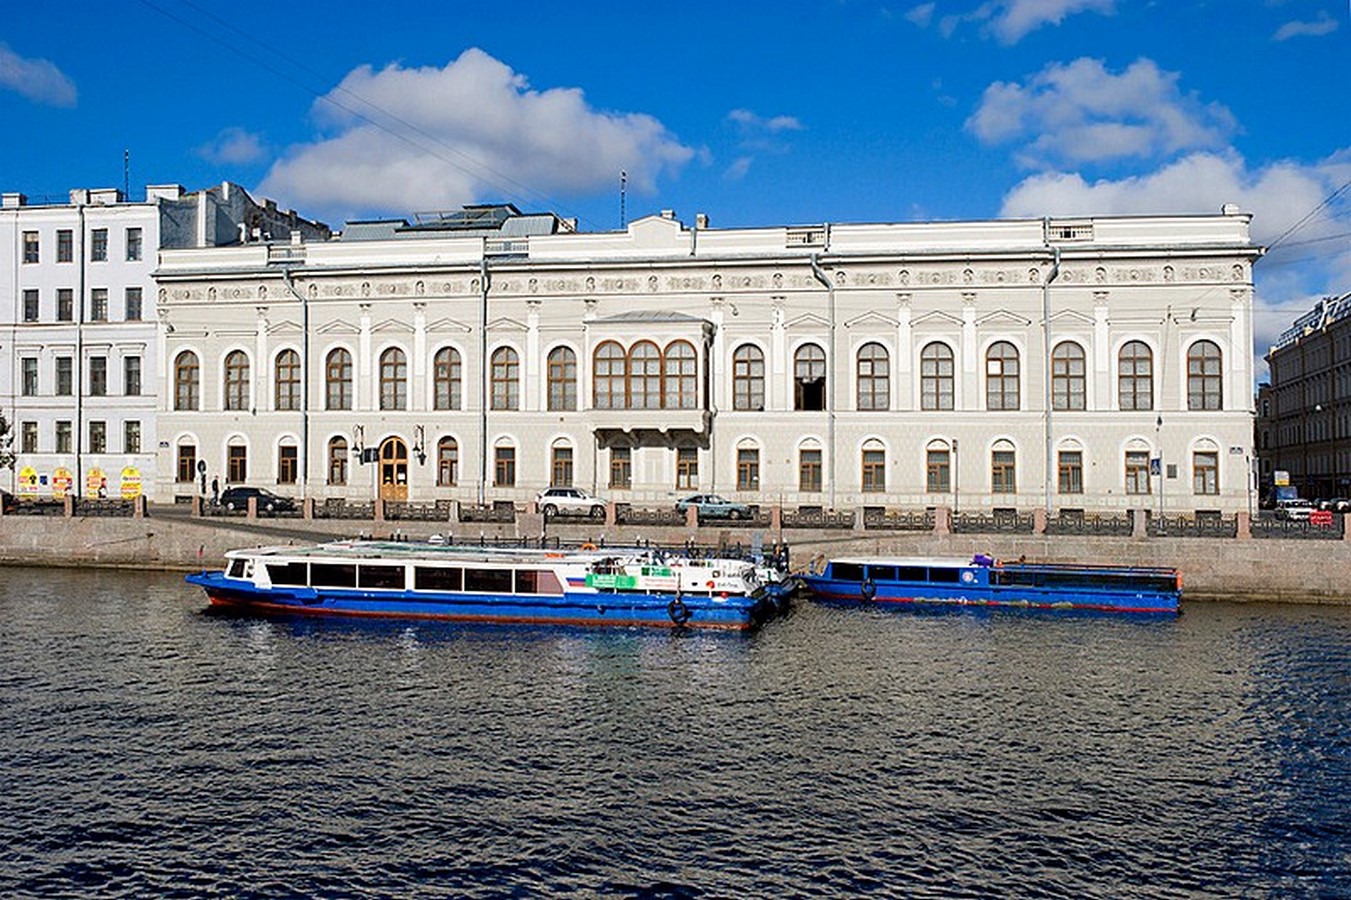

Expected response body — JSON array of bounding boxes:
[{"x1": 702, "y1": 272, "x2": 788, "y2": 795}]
[
  {"x1": 580, "y1": 542, "x2": 598, "y2": 551},
  {"x1": 667, "y1": 597, "x2": 691, "y2": 625},
  {"x1": 860, "y1": 579, "x2": 877, "y2": 601}
]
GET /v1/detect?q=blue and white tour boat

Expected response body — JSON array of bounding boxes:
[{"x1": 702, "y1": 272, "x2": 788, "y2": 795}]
[
  {"x1": 799, "y1": 554, "x2": 1181, "y2": 614},
  {"x1": 187, "y1": 540, "x2": 790, "y2": 630}
]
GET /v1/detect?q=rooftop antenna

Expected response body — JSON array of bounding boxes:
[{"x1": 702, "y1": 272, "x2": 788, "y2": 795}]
[
  {"x1": 123, "y1": 150, "x2": 130, "y2": 200},
  {"x1": 620, "y1": 170, "x2": 627, "y2": 229}
]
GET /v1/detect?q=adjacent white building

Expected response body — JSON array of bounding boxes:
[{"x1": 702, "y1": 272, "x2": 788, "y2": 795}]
[
  {"x1": 151, "y1": 204, "x2": 1261, "y2": 513},
  {"x1": 0, "y1": 183, "x2": 329, "y2": 500}
]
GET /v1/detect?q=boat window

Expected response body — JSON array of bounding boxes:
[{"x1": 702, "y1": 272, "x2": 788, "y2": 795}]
[
  {"x1": 896, "y1": 566, "x2": 927, "y2": 583},
  {"x1": 267, "y1": 561, "x2": 308, "y2": 586},
  {"x1": 832, "y1": 562, "x2": 865, "y2": 581},
  {"x1": 415, "y1": 566, "x2": 463, "y2": 591},
  {"x1": 465, "y1": 567, "x2": 513, "y2": 593},
  {"x1": 515, "y1": 569, "x2": 564, "y2": 595},
  {"x1": 928, "y1": 568, "x2": 962, "y2": 583},
  {"x1": 867, "y1": 565, "x2": 898, "y2": 582},
  {"x1": 227, "y1": 559, "x2": 248, "y2": 578},
  {"x1": 358, "y1": 565, "x2": 405, "y2": 590},
  {"x1": 311, "y1": 563, "x2": 357, "y2": 588}
]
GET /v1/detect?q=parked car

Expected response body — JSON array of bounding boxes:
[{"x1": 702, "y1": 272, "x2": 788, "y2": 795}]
[
  {"x1": 675, "y1": 493, "x2": 755, "y2": 520},
  {"x1": 219, "y1": 486, "x2": 296, "y2": 514},
  {"x1": 0, "y1": 489, "x2": 15, "y2": 514},
  {"x1": 1316, "y1": 497, "x2": 1351, "y2": 512},
  {"x1": 1274, "y1": 498, "x2": 1314, "y2": 521},
  {"x1": 535, "y1": 486, "x2": 606, "y2": 518}
]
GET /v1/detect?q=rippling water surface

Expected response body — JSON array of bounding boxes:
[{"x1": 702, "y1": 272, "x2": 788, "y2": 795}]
[{"x1": 1, "y1": 567, "x2": 1349, "y2": 898}]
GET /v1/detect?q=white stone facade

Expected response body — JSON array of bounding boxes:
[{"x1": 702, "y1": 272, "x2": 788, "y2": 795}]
[{"x1": 153, "y1": 208, "x2": 1260, "y2": 514}]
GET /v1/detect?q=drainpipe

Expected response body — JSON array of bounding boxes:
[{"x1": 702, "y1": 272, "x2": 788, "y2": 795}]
[
  {"x1": 280, "y1": 268, "x2": 308, "y2": 502},
  {"x1": 1041, "y1": 219, "x2": 1062, "y2": 519},
  {"x1": 75, "y1": 203, "x2": 85, "y2": 501},
  {"x1": 809, "y1": 252, "x2": 836, "y2": 509},
  {"x1": 478, "y1": 255, "x2": 491, "y2": 506}
]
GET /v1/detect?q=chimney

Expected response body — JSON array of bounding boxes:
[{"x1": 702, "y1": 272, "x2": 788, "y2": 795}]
[
  {"x1": 660, "y1": 209, "x2": 676, "y2": 220},
  {"x1": 146, "y1": 184, "x2": 185, "y2": 202},
  {"x1": 695, "y1": 212, "x2": 709, "y2": 229},
  {"x1": 2, "y1": 192, "x2": 26, "y2": 208},
  {"x1": 90, "y1": 188, "x2": 123, "y2": 205}
]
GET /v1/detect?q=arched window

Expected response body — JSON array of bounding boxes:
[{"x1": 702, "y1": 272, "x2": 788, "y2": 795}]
[
  {"x1": 551, "y1": 442, "x2": 574, "y2": 487},
  {"x1": 926, "y1": 440, "x2": 951, "y2": 493},
  {"x1": 490, "y1": 347, "x2": 519, "y2": 410},
  {"x1": 794, "y1": 343, "x2": 826, "y2": 411},
  {"x1": 629, "y1": 341, "x2": 661, "y2": 409},
  {"x1": 328, "y1": 436, "x2": 348, "y2": 485},
  {"x1": 547, "y1": 346, "x2": 577, "y2": 411},
  {"x1": 223, "y1": 350, "x2": 249, "y2": 411},
  {"x1": 326, "y1": 348, "x2": 352, "y2": 411},
  {"x1": 1125, "y1": 440, "x2": 1152, "y2": 495},
  {"x1": 1118, "y1": 341, "x2": 1153, "y2": 411},
  {"x1": 737, "y1": 441, "x2": 760, "y2": 491},
  {"x1": 732, "y1": 344, "x2": 765, "y2": 411},
  {"x1": 274, "y1": 349, "x2": 300, "y2": 411},
  {"x1": 1057, "y1": 440, "x2": 1084, "y2": 494},
  {"x1": 799, "y1": 442, "x2": 823, "y2": 492},
  {"x1": 174, "y1": 351, "x2": 199, "y2": 411},
  {"x1": 1187, "y1": 340, "x2": 1223, "y2": 410},
  {"x1": 433, "y1": 347, "x2": 461, "y2": 411},
  {"x1": 986, "y1": 341, "x2": 1019, "y2": 410},
  {"x1": 856, "y1": 343, "x2": 889, "y2": 411},
  {"x1": 1193, "y1": 441, "x2": 1220, "y2": 495},
  {"x1": 437, "y1": 437, "x2": 458, "y2": 487},
  {"x1": 277, "y1": 438, "x2": 298, "y2": 484},
  {"x1": 664, "y1": 340, "x2": 698, "y2": 409},
  {"x1": 593, "y1": 341, "x2": 626, "y2": 410},
  {"x1": 861, "y1": 440, "x2": 886, "y2": 493},
  {"x1": 379, "y1": 348, "x2": 407, "y2": 410},
  {"x1": 920, "y1": 343, "x2": 954, "y2": 411},
  {"x1": 1051, "y1": 342, "x2": 1086, "y2": 411},
  {"x1": 991, "y1": 441, "x2": 1016, "y2": 494}
]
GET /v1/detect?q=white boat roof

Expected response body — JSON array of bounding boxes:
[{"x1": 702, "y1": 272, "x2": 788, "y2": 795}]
[{"x1": 227, "y1": 540, "x2": 753, "y2": 566}]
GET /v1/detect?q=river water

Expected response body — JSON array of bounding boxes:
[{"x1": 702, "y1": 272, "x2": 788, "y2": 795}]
[{"x1": 1, "y1": 566, "x2": 1348, "y2": 898}]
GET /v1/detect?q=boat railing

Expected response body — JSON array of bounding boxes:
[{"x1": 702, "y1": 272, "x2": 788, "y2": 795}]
[
  {"x1": 1045, "y1": 511, "x2": 1134, "y2": 536},
  {"x1": 952, "y1": 511, "x2": 1035, "y2": 534},
  {"x1": 1146, "y1": 512, "x2": 1239, "y2": 538},
  {"x1": 782, "y1": 506, "x2": 855, "y2": 529},
  {"x1": 863, "y1": 507, "x2": 935, "y2": 531},
  {"x1": 1251, "y1": 512, "x2": 1345, "y2": 540}
]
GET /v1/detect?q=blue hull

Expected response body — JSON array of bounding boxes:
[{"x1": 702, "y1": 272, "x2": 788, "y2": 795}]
[
  {"x1": 801, "y1": 577, "x2": 1178, "y2": 614},
  {"x1": 187, "y1": 571, "x2": 775, "y2": 630}
]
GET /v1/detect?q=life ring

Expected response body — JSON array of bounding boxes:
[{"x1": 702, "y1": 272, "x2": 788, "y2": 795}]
[
  {"x1": 860, "y1": 579, "x2": 877, "y2": 601},
  {"x1": 580, "y1": 542, "x2": 598, "y2": 551},
  {"x1": 668, "y1": 597, "x2": 691, "y2": 625},
  {"x1": 706, "y1": 580, "x2": 716, "y2": 589}
]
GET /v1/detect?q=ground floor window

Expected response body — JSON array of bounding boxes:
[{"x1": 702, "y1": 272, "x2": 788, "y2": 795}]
[
  {"x1": 329, "y1": 438, "x2": 348, "y2": 486},
  {"x1": 551, "y1": 446, "x2": 574, "y2": 487},
  {"x1": 278, "y1": 445, "x2": 298, "y2": 484},
  {"x1": 1125, "y1": 450, "x2": 1151, "y2": 495},
  {"x1": 926, "y1": 449, "x2": 950, "y2": 493},
  {"x1": 676, "y1": 447, "x2": 698, "y2": 491},
  {"x1": 228, "y1": 444, "x2": 247, "y2": 483},
  {"x1": 177, "y1": 444, "x2": 197, "y2": 483},
  {"x1": 437, "y1": 438, "x2": 457, "y2": 487},
  {"x1": 494, "y1": 446, "x2": 516, "y2": 487},
  {"x1": 991, "y1": 449, "x2": 1016, "y2": 494},
  {"x1": 609, "y1": 447, "x2": 631, "y2": 489},
  {"x1": 1058, "y1": 450, "x2": 1083, "y2": 494},
  {"x1": 737, "y1": 448, "x2": 760, "y2": 491},
  {"x1": 799, "y1": 448, "x2": 823, "y2": 493},
  {"x1": 1193, "y1": 451, "x2": 1219, "y2": 495},
  {"x1": 861, "y1": 448, "x2": 886, "y2": 493}
]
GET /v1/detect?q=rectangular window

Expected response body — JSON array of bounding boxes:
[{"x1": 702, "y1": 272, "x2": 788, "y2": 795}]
[
  {"x1": 676, "y1": 447, "x2": 698, "y2": 490},
  {"x1": 124, "y1": 420, "x2": 141, "y2": 454},
  {"x1": 992, "y1": 450, "x2": 1017, "y2": 494},
  {"x1": 57, "y1": 289, "x2": 73, "y2": 321},
  {"x1": 90, "y1": 228, "x2": 107, "y2": 262},
  {"x1": 926, "y1": 449, "x2": 951, "y2": 493},
  {"x1": 1193, "y1": 451, "x2": 1219, "y2": 495},
  {"x1": 125, "y1": 227, "x2": 143, "y2": 261},
  {"x1": 278, "y1": 446, "x2": 298, "y2": 484},
  {"x1": 799, "y1": 449, "x2": 823, "y2": 493},
  {"x1": 56, "y1": 357, "x2": 72, "y2": 395},
  {"x1": 332, "y1": 442, "x2": 350, "y2": 486},
  {"x1": 90, "y1": 288, "x2": 108, "y2": 321},
  {"x1": 124, "y1": 287, "x2": 142, "y2": 321},
  {"x1": 21, "y1": 357, "x2": 38, "y2": 396},
  {"x1": 22, "y1": 231, "x2": 38, "y2": 263},
  {"x1": 551, "y1": 446, "x2": 573, "y2": 487},
  {"x1": 22, "y1": 289, "x2": 39, "y2": 322},
  {"x1": 861, "y1": 449, "x2": 886, "y2": 493},
  {"x1": 56, "y1": 421, "x2": 72, "y2": 454},
  {"x1": 228, "y1": 445, "x2": 248, "y2": 483},
  {"x1": 21, "y1": 421, "x2": 37, "y2": 453},
  {"x1": 57, "y1": 229, "x2": 72, "y2": 262},
  {"x1": 1058, "y1": 450, "x2": 1084, "y2": 494},
  {"x1": 494, "y1": 447, "x2": 516, "y2": 487},
  {"x1": 609, "y1": 447, "x2": 631, "y2": 489},
  {"x1": 177, "y1": 444, "x2": 197, "y2": 483},
  {"x1": 737, "y1": 448, "x2": 760, "y2": 491},
  {"x1": 124, "y1": 356, "x2": 141, "y2": 396},
  {"x1": 1125, "y1": 450, "x2": 1151, "y2": 495},
  {"x1": 89, "y1": 420, "x2": 107, "y2": 454},
  {"x1": 89, "y1": 356, "x2": 107, "y2": 396}
]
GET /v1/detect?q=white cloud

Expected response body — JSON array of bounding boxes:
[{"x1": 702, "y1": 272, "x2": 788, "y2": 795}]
[
  {"x1": 724, "y1": 157, "x2": 753, "y2": 181},
  {"x1": 259, "y1": 48, "x2": 694, "y2": 217},
  {"x1": 0, "y1": 42, "x2": 76, "y2": 107},
  {"x1": 923, "y1": 0, "x2": 1114, "y2": 43},
  {"x1": 727, "y1": 109, "x2": 805, "y2": 137},
  {"x1": 905, "y1": 3, "x2": 936, "y2": 28},
  {"x1": 1273, "y1": 12, "x2": 1339, "y2": 40},
  {"x1": 197, "y1": 127, "x2": 266, "y2": 165},
  {"x1": 967, "y1": 57, "x2": 1237, "y2": 167}
]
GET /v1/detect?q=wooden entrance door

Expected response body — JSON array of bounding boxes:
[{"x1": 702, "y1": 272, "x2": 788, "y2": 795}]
[{"x1": 380, "y1": 437, "x2": 409, "y2": 502}]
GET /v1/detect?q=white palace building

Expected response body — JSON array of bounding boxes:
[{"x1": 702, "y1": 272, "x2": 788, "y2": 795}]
[{"x1": 148, "y1": 203, "x2": 1261, "y2": 516}]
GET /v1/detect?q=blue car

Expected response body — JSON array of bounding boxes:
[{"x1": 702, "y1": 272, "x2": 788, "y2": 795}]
[{"x1": 675, "y1": 494, "x2": 754, "y2": 520}]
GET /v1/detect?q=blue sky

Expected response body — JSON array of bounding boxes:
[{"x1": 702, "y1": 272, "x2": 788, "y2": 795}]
[{"x1": 2, "y1": 1, "x2": 1348, "y2": 362}]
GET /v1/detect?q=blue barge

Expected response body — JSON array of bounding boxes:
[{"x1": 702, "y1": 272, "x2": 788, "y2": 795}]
[
  {"x1": 187, "y1": 540, "x2": 790, "y2": 630},
  {"x1": 800, "y1": 555, "x2": 1181, "y2": 614}
]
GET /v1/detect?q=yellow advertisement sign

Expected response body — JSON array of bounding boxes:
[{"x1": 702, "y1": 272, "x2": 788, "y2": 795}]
[
  {"x1": 17, "y1": 466, "x2": 39, "y2": 497},
  {"x1": 52, "y1": 467, "x2": 73, "y2": 500},
  {"x1": 86, "y1": 466, "x2": 108, "y2": 499},
  {"x1": 120, "y1": 467, "x2": 142, "y2": 500}
]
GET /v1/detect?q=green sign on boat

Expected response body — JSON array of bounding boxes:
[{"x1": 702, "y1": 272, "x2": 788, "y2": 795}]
[{"x1": 586, "y1": 573, "x2": 638, "y2": 589}]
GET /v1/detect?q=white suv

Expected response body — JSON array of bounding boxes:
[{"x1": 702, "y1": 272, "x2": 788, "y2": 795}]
[
  {"x1": 535, "y1": 487, "x2": 606, "y2": 519},
  {"x1": 1275, "y1": 498, "x2": 1314, "y2": 521}
]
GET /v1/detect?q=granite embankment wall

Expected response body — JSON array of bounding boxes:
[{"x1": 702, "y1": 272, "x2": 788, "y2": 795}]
[{"x1": 0, "y1": 508, "x2": 1349, "y2": 604}]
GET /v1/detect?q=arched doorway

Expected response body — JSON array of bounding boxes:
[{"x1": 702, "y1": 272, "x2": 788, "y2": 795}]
[{"x1": 380, "y1": 436, "x2": 409, "y2": 501}]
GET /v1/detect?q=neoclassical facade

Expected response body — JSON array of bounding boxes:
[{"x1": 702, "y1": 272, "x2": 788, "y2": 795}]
[{"x1": 154, "y1": 205, "x2": 1260, "y2": 513}]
